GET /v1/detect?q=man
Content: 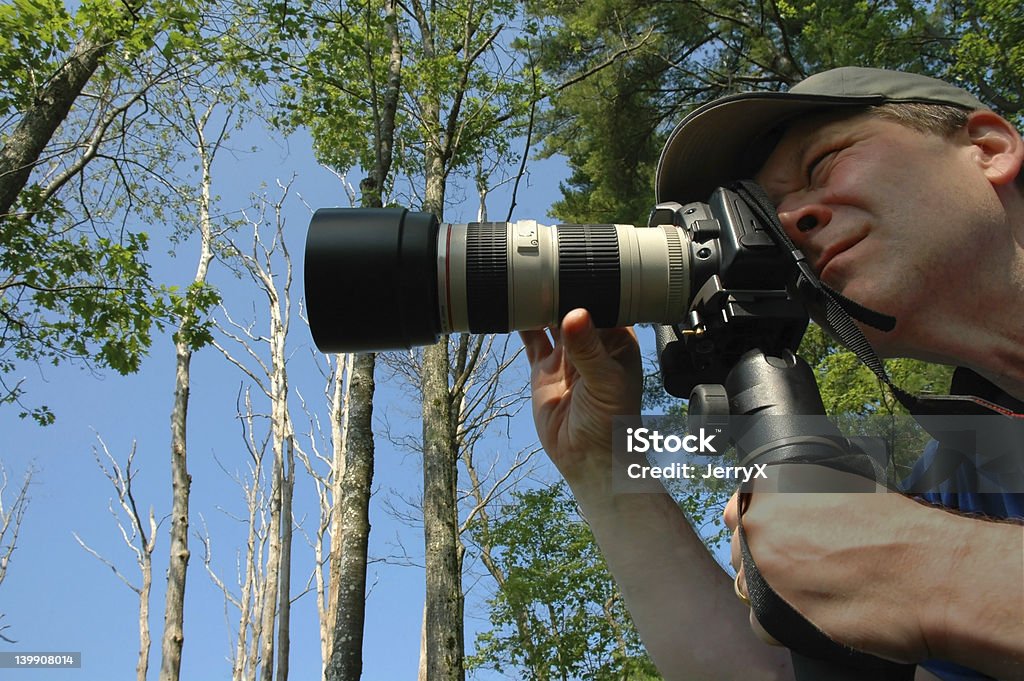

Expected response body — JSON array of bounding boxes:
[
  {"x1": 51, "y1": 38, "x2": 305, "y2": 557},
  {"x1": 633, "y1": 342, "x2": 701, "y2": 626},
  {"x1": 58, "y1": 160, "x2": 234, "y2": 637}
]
[{"x1": 520, "y1": 67, "x2": 1024, "y2": 680}]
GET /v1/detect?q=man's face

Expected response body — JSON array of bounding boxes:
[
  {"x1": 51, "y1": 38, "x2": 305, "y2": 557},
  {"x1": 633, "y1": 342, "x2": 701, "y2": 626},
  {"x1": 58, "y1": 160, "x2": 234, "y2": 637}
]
[{"x1": 753, "y1": 109, "x2": 1006, "y2": 357}]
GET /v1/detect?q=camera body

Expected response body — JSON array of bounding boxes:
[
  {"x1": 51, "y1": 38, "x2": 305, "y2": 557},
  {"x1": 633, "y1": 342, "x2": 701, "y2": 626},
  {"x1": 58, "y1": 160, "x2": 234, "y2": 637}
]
[{"x1": 304, "y1": 187, "x2": 808, "y2": 397}]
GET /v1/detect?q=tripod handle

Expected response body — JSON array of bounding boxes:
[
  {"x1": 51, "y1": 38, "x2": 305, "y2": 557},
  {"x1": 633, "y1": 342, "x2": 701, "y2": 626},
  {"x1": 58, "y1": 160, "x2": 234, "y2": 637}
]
[{"x1": 716, "y1": 349, "x2": 917, "y2": 681}]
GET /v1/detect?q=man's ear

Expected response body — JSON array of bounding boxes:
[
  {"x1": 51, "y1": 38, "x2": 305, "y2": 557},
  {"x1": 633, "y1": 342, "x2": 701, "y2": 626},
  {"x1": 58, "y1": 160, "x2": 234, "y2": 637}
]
[{"x1": 966, "y1": 110, "x2": 1024, "y2": 186}]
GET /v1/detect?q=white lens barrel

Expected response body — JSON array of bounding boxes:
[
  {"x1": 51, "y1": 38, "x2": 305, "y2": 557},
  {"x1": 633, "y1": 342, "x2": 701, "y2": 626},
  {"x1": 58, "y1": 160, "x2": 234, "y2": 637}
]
[{"x1": 437, "y1": 221, "x2": 689, "y2": 333}]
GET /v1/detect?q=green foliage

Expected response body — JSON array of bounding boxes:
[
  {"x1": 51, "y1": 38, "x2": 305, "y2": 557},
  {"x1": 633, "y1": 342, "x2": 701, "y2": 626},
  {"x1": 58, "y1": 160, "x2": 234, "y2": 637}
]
[
  {"x1": 942, "y1": 0, "x2": 1024, "y2": 126},
  {"x1": 467, "y1": 483, "x2": 661, "y2": 680},
  {"x1": 0, "y1": 206, "x2": 162, "y2": 422},
  {"x1": 261, "y1": 0, "x2": 537, "y2": 210},
  {"x1": 1, "y1": 210, "x2": 160, "y2": 372},
  {"x1": 0, "y1": 0, "x2": 254, "y2": 422},
  {"x1": 526, "y1": 0, "x2": 1024, "y2": 223},
  {"x1": 800, "y1": 324, "x2": 954, "y2": 478},
  {"x1": 167, "y1": 281, "x2": 221, "y2": 350},
  {"x1": 0, "y1": 0, "x2": 73, "y2": 116}
]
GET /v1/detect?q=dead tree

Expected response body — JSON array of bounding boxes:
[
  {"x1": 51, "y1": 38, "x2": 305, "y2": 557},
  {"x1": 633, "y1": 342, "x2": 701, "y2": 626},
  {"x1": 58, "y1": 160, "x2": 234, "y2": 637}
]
[
  {"x1": 214, "y1": 182, "x2": 299, "y2": 681},
  {"x1": 73, "y1": 438, "x2": 157, "y2": 681},
  {"x1": 0, "y1": 463, "x2": 34, "y2": 643}
]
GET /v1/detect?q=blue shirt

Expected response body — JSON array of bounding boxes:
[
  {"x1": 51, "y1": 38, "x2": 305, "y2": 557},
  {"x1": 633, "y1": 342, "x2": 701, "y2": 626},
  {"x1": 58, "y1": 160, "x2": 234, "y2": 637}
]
[{"x1": 901, "y1": 438, "x2": 1019, "y2": 675}]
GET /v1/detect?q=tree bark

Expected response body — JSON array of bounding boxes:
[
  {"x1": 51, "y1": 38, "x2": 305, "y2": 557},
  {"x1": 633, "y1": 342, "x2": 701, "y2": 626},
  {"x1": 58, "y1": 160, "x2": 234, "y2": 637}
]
[
  {"x1": 421, "y1": 338, "x2": 465, "y2": 681},
  {"x1": 275, "y1": 437, "x2": 294, "y2": 681},
  {"x1": 0, "y1": 34, "x2": 109, "y2": 220},
  {"x1": 324, "y1": 3, "x2": 401, "y2": 678},
  {"x1": 325, "y1": 352, "x2": 375, "y2": 681},
  {"x1": 162, "y1": 336, "x2": 193, "y2": 681}
]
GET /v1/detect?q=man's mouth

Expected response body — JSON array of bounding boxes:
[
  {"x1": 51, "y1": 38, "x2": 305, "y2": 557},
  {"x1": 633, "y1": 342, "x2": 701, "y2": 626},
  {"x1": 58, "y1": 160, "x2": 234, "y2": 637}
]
[{"x1": 816, "y1": 234, "x2": 866, "y2": 278}]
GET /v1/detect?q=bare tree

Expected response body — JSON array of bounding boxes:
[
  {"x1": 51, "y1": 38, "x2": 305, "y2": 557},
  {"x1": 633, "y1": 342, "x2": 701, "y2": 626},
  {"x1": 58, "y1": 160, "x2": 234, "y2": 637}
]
[
  {"x1": 293, "y1": 349, "x2": 350, "y2": 678},
  {"x1": 198, "y1": 387, "x2": 274, "y2": 681},
  {"x1": 73, "y1": 437, "x2": 158, "y2": 681},
  {"x1": 0, "y1": 462, "x2": 34, "y2": 644},
  {"x1": 213, "y1": 182, "x2": 299, "y2": 681}
]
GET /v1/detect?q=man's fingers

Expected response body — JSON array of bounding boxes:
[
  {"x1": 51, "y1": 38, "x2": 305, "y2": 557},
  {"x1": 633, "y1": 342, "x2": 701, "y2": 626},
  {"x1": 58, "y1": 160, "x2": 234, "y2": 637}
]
[
  {"x1": 519, "y1": 329, "x2": 553, "y2": 365},
  {"x1": 724, "y1": 491, "x2": 740, "y2": 530}
]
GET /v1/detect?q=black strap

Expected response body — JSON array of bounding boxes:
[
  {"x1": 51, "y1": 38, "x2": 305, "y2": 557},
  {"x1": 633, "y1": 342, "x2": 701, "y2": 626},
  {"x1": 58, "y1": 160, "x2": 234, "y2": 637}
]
[
  {"x1": 726, "y1": 182, "x2": 1019, "y2": 677},
  {"x1": 736, "y1": 492, "x2": 916, "y2": 679}
]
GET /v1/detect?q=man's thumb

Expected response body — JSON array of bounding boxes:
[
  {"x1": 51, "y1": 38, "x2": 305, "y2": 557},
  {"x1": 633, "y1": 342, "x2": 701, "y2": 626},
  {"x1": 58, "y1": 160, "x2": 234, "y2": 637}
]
[{"x1": 562, "y1": 309, "x2": 606, "y2": 373}]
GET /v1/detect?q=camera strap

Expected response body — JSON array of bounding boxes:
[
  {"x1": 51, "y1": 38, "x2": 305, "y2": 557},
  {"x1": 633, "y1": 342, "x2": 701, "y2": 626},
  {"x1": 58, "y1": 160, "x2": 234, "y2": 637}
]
[
  {"x1": 730, "y1": 180, "x2": 1022, "y2": 679},
  {"x1": 735, "y1": 492, "x2": 917, "y2": 679},
  {"x1": 731, "y1": 180, "x2": 1024, "y2": 425}
]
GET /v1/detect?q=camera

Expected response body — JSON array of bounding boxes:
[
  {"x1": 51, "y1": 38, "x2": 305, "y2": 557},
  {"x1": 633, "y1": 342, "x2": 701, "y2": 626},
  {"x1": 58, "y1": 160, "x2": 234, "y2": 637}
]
[{"x1": 304, "y1": 187, "x2": 808, "y2": 396}]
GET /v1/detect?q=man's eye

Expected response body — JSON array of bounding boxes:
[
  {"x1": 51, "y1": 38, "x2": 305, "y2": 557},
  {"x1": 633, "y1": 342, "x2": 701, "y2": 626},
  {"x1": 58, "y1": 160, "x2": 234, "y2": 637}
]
[{"x1": 806, "y1": 149, "x2": 837, "y2": 183}]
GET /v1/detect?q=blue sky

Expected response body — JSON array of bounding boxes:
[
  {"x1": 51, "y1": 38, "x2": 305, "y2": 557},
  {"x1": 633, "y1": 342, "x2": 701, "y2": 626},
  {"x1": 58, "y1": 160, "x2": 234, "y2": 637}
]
[{"x1": 0, "y1": 119, "x2": 585, "y2": 680}]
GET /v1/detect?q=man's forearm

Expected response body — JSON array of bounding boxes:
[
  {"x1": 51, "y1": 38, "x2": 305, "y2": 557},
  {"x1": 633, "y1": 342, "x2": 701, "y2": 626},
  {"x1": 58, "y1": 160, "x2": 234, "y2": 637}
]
[{"x1": 568, "y1": 474, "x2": 792, "y2": 681}]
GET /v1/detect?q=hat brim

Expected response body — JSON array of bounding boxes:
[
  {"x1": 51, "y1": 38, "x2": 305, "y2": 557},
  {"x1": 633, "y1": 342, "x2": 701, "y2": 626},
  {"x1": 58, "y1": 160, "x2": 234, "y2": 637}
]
[{"x1": 655, "y1": 92, "x2": 887, "y2": 205}]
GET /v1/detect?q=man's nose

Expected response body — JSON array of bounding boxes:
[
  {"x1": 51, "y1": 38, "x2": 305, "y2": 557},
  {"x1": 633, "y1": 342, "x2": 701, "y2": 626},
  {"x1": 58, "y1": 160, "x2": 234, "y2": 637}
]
[{"x1": 777, "y1": 204, "x2": 832, "y2": 240}]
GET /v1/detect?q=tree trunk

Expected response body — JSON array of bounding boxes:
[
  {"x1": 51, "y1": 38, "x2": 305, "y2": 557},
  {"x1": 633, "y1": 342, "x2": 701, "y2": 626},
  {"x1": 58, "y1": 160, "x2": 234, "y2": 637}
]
[
  {"x1": 324, "y1": 354, "x2": 349, "y2": 666},
  {"x1": 0, "y1": 34, "x2": 109, "y2": 219},
  {"x1": 162, "y1": 339, "x2": 193, "y2": 681},
  {"x1": 275, "y1": 437, "x2": 294, "y2": 681},
  {"x1": 419, "y1": 99, "x2": 464, "y2": 674},
  {"x1": 138, "y1": 558, "x2": 153, "y2": 681},
  {"x1": 259, "y1": 457, "x2": 282, "y2": 681},
  {"x1": 160, "y1": 99, "x2": 219, "y2": 681},
  {"x1": 325, "y1": 352, "x2": 375, "y2": 681},
  {"x1": 421, "y1": 338, "x2": 465, "y2": 681}
]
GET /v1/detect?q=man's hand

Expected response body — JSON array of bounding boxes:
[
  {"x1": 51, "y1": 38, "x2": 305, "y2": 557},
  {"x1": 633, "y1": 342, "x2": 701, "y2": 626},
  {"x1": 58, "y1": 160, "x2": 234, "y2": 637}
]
[
  {"x1": 724, "y1": 477, "x2": 987, "y2": 663},
  {"x1": 519, "y1": 308, "x2": 642, "y2": 484}
]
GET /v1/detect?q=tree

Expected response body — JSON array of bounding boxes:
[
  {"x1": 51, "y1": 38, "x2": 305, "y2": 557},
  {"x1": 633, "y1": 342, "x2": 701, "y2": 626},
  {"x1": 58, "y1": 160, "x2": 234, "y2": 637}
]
[
  {"x1": 0, "y1": 0, "x2": 212, "y2": 423},
  {"x1": 468, "y1": 482, "x2": 660, "y2": 680},
  {"x1": 73, "y1": 437, "x2": 158, "y2": 681},
  {"x1": 0, "y1": 462, "x2": 33, "y2": 643}
]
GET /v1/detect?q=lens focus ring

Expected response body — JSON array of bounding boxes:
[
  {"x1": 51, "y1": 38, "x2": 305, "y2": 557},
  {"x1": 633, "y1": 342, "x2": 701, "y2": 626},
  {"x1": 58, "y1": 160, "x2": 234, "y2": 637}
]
[
  {"x1": 466, "y1": 222, "x2": 509, "y2": 333},
  {"x1": 557, "y1": 224, "x2": 620, "y2": 327}
]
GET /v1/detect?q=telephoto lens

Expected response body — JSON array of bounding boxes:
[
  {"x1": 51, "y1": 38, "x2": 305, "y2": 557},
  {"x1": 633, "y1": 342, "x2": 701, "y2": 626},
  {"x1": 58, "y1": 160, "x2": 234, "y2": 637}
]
[{"x1": 304, "y1": 207, "x2": 698, "y2": 353}]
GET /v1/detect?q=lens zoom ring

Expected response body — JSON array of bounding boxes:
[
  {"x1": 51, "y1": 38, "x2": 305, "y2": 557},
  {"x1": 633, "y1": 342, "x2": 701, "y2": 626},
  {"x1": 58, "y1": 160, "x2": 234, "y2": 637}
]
[
  {"x1": 557, "y1": 224, "x2": 620, "y2": 327},
  {"x1": 466, "y1": 222, "x2": 509, "y2": 333}
]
